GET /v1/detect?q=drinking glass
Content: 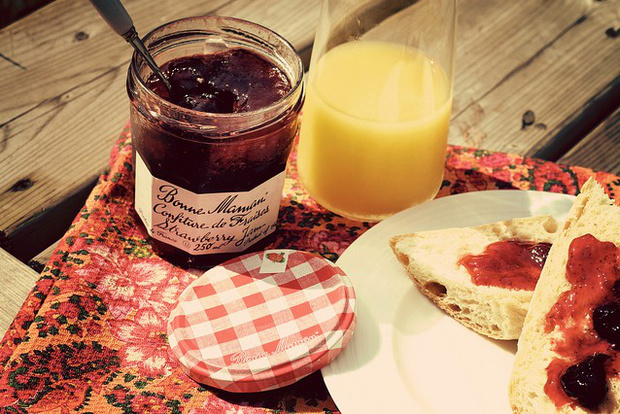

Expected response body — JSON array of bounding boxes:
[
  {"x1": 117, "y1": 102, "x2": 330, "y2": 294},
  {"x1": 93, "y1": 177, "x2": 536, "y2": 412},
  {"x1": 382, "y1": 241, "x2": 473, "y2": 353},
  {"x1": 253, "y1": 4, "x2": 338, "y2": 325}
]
[{"x1": 297, "y1": 0, "x2": 457, "y2": 221}]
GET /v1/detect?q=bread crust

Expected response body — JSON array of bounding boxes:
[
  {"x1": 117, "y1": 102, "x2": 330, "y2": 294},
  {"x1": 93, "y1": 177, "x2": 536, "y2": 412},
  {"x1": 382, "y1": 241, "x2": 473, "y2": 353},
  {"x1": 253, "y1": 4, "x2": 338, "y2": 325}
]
[
  {"x1": 390, "y1": 215, "x2": 561, "y2": 340},
  {"x1": 509, "y1": 179, "x2": 620, "y2": 413}
]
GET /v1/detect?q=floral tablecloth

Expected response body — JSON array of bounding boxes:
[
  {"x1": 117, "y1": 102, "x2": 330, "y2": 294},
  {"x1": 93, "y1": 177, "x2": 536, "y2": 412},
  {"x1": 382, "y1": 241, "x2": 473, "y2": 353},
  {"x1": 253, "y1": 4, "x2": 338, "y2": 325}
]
[{"x1": 1, "y1": 126, "x2": 619, "y2": 413}]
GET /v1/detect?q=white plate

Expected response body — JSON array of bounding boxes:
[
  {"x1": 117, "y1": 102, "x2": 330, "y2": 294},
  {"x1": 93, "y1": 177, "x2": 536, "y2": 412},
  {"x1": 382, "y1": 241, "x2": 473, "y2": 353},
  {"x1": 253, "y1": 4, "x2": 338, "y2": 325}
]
[{"x1": 322, "y1": 190, "x2": 576, "y2": 414}]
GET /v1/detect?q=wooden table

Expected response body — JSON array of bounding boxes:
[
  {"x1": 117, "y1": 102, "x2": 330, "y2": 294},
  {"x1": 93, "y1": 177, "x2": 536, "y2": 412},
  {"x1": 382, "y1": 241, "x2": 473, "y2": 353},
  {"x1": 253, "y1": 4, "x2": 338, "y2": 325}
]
[{"x1": 1, "y1": 0, "x2": 619, "y2": 337}]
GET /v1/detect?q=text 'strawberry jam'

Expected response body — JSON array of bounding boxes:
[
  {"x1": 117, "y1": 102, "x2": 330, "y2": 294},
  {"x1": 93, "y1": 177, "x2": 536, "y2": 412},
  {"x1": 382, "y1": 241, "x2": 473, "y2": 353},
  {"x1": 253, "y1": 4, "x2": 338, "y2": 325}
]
[
  {"x1": 127, "y1": 17, "x2": 304, "y2": 268},
  {"x1": 458, "y1": 240, "x2": 551, "y2": 291}
]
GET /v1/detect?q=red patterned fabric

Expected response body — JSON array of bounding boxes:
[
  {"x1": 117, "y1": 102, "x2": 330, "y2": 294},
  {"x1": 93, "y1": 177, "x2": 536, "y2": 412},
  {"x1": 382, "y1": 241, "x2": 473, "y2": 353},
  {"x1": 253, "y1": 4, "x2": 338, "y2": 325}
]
[{"x1": 0, "y1": 126, "x2": 619, "y2": 413}]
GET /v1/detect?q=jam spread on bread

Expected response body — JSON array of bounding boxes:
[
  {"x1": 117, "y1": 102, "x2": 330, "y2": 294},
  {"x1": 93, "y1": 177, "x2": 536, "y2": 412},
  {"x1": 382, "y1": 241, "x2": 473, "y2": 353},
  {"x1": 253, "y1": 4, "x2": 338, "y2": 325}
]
[
  {"x1": 458, "y1": 241, "x2": 551, "y2": 290},
  {"x1": 544, "y1": 234, "x2": 620, "y2": 410}
]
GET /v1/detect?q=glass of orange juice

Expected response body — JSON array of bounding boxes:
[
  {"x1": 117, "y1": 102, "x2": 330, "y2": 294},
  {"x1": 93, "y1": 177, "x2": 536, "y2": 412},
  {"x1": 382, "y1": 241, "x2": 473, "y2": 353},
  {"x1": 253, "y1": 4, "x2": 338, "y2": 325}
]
[{"x1": 298, "y1": 0, "x2": 457, "y2": 221}]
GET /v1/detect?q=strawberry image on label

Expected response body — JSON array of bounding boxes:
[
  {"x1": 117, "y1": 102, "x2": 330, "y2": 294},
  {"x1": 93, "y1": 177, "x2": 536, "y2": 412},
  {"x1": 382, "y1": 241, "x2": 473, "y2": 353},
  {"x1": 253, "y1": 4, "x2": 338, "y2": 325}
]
[{"x1": 267, "y1": 253, "x2": 285, "y2": 263}]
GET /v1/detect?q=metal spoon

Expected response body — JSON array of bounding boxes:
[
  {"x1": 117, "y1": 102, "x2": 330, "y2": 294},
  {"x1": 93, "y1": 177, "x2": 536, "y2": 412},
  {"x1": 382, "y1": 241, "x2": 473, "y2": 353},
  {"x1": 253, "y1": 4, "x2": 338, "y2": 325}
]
[{"x1": 89, "y1": 0, "x2": 172, "y2": 91}]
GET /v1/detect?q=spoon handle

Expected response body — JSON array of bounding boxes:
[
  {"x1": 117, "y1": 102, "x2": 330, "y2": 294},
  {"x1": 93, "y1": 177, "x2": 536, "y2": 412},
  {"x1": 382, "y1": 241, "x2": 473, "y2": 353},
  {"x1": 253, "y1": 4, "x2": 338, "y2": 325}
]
[
  {"x1": 89, "y1": 0, "x2": 134, "y2": 37},
  {"x1": 88, "y1": 0, "x2": 172, "y2": 91}
]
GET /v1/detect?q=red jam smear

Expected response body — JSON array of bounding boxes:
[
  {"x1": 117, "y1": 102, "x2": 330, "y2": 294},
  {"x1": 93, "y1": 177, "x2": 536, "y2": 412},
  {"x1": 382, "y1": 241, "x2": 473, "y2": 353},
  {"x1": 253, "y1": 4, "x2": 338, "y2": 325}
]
[
  {"x1": 458, "y1": 241, "x2": 551, "y2": 290},
  {"x1": 544, "y1": 234, "x2": 620, "y2": 409},
  {"x1": 147, "y1": 48, "x2": 291, "y2": 113}
]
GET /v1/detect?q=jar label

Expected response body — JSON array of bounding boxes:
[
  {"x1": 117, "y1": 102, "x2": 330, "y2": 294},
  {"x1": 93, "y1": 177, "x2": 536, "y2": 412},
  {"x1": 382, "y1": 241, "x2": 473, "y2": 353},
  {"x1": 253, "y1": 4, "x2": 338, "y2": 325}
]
[
  {"x1": 259, "y1": 250, "x2": 292, "y2": 273},
  {"x1": 134, "y1": 151, "x2": 285, "y2": 255}
]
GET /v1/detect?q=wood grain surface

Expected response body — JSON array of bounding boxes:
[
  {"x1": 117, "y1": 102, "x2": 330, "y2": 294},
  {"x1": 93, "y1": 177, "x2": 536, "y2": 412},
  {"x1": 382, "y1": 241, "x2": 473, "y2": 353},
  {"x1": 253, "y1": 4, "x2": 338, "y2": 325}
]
[
  {"x1": 0, "y1": 248, "x2": 40, "y2": 338},
  {"x1": 449, "y1": 0, "x2": 620, "y2": 157},
  {"x1": 560, "y1": 108, "x2": 620, "y2": 175},
  {"x1": 0, "y1": 0, "x2": 619, "y2": 264},
  {"x1": 30, "y1": 238, "x2": 62, "y2": 273},
  {"x1": 358, "y1": 0, "x2": 620, "y2": 157}
]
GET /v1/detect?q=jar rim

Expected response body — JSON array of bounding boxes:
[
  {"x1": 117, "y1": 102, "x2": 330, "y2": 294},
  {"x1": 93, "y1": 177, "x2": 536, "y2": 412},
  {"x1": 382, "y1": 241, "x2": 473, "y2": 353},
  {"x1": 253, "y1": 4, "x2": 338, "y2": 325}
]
[{"x1": 129, "y1": 15, "x2": 304, "y2": 121}]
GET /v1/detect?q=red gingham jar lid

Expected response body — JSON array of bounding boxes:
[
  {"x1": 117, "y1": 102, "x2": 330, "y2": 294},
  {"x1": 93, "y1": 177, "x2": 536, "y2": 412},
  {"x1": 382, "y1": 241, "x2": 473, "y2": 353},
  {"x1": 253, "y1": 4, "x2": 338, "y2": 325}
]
[{"x1": 167, "y1": 249, "x2": 357, "y2": 393}]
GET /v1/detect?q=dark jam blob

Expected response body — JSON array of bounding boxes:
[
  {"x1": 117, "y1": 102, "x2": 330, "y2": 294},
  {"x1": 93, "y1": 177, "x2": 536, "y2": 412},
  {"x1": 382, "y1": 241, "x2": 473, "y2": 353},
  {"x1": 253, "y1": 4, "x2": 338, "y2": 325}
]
[
  {"x1": 530, "y1": 242, "x2": 552, "y2": 267},
  {"x1": 458, "y1": 241, "x2": 552, "y2": 291},
  {"x1": 561, "y1": 354, "x2": 610, "y2": 410},
  {"x1": 147, "y1": 49, "x2": 291, "y2": 113},
  {"x1": 593, "y1": 302, "x2": 620, "y2": 349},
  {"x1": 613, "y1": 280, "x2": 620, "y2": 299}
]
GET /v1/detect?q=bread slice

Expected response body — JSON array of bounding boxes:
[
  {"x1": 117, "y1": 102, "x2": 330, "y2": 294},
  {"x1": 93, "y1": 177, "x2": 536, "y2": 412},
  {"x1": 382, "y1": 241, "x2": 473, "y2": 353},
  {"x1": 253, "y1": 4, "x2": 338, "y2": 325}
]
[
  {"x1": 390, "y1": 215, "x2": 561, "y2": 340},
  {"x1": 510, "y1": 178, "x2": 620, "y2": 413}
]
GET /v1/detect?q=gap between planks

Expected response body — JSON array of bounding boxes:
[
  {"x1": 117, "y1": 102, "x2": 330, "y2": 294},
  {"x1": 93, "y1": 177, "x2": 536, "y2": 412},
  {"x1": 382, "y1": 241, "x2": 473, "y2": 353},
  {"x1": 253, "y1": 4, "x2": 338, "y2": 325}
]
[{"x1": 559, "y1": 107, "x2": 620, "y2": 175}]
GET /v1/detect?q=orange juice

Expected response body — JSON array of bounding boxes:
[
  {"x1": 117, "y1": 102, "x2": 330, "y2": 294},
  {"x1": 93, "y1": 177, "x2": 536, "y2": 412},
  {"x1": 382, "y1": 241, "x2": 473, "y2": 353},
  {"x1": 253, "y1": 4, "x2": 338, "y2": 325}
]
[{"x1": 297, "y1": 41, "x2": 452, "y2": 221}]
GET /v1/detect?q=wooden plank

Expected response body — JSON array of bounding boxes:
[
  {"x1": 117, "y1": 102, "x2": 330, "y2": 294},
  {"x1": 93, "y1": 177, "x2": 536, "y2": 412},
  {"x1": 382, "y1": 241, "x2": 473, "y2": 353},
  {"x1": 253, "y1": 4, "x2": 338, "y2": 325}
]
[
  {"x1": 0, "y1": 0, "x2": 322, "y2": 260},
  {"x1": 3, "y1": 178, "x2": 97, "y2": 263},
  {"x1": 447, "y1": 0, "x2": 620, "y2": 157},
  {"x1": 0, "y1": 0, "x2": 229, "y2": 121},
  {"x1": 0, "y1": 249, "x2": 39, "y2": 339},
  {"x1": 0, "y1": 0, "x2": 226, "y2": 256},
  {"x1": 559, "y1": 108, "x2": 620, "y2": 175},
  {"x1": 0, "y1": 0, "x2": 321, "y2": 122},
  {"x1": 29, "y1": 238, "x2": 62, "y2": 273},
  {"x1": 214, "y1": 0, "x2": 322, "y2": 61}
]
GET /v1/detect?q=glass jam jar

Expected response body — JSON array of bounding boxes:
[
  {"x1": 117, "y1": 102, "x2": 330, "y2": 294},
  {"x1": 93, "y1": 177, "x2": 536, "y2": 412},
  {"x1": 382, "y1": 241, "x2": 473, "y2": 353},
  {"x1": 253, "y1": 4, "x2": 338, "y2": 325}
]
[{"x1": 127, "y1": 16, "x2": 304, "y2": 268}]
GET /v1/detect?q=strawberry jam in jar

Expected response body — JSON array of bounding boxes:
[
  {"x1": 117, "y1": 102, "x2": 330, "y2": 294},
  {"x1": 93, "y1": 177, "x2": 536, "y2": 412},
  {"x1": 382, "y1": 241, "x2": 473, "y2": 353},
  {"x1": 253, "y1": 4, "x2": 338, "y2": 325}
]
[{"x1": 127, "y1": 17, "x2": 304, "y2": 268}]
